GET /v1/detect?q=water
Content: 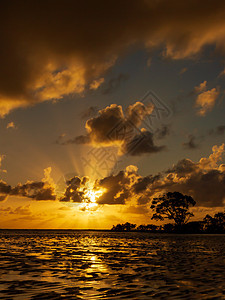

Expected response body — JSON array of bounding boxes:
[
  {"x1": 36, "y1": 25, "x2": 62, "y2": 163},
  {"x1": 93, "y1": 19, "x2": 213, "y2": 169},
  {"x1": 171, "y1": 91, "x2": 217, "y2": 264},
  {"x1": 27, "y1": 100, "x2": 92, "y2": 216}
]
[{"x1": 0, "y1": 230, "x2": 225, "y2": 299}]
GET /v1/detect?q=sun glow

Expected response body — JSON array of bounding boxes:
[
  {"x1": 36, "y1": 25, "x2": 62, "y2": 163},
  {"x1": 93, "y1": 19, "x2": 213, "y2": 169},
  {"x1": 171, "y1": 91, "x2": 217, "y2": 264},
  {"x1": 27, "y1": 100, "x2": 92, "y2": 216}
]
[
  {"x1": 80, "y1": 184, "x2": 105, "y2": 211},
  {"x1": 86, "y1": 189, "x2": 99, "y2": 203}
]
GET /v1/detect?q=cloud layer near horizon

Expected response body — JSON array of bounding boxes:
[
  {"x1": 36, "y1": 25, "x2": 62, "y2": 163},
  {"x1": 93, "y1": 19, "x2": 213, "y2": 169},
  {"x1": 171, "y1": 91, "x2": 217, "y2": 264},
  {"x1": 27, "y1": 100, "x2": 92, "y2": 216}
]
[
  {"x1": 1, "y1": 0, "x2": 225, "y2": 116},
  {"x1": 1, "y1": 144, "x2": 225, "y2": 208},
  {"x1": 0, "y1": 167, "x2": 56, "y2": 201},
  {"x1": 59, "y1": 144, "x2": 225, "y2": 208}
]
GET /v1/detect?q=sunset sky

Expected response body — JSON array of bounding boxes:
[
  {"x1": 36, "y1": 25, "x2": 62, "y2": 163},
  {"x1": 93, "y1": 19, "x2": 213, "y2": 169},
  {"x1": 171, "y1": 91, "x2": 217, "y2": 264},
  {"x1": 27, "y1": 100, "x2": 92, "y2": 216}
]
[{"x1": 0, "y1": 0, "x2": 225, "y2": 229}]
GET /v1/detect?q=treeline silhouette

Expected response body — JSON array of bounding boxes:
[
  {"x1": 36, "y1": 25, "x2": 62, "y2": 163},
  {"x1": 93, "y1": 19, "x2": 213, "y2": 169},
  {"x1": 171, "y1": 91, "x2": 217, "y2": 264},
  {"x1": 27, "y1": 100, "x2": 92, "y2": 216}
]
[
  {"x1": 111, "y1": 191, "x2": 225, "y2": 233},
  {"x1": 111, "y1": 212, "x2": 225, "y2": 233}
]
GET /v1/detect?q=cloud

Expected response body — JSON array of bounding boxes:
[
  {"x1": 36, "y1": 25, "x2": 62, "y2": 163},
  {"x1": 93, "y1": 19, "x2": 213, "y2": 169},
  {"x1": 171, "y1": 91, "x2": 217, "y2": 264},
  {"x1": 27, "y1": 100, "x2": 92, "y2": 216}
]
[
  {"x1": 59, "y1": 176, "x2": 89, "y2": 203},
  {"x1": 49, "y1": 144, "x2": 225, "y2": 209},
  {"x1": 6, "y1": 122, "x2": 16, "y2": 129},
  {"x1": 0, "y1": 154, "x2": 9, "y2": 194},
  {"x1": 125, "y1": 144, "x2": 225, "y2": 208},
  {"x1": 195, "y1": 88, "x2": 219, "y2": 116},
  {"x1": 146, "y1": 144, "x2": 225, "y2": 207},
  {"x1": 182, "y1": 134, "x2": 199, "y2": 150},
  {"x1": 0, "y1": 155, "x2": 6, "y2": 174},
  {"x1": 97, "y1": 144, "x2": 225, "y2": 207},
  {"x1": 1, "y1": 1, "x2": 225, "y2": 116},
  {"x1": 0, "y1": 195, "x2": 8, "y2": 202},
  {"x1": 59, "y1": 102, "x2": 165, "y2": 155},
  {"x1": 0, "y1": 205, "x2": 32, "y2": 216},
  {"x1": 0, "y1": 180, "x2": 11, "y2": 201},
  {"x1": 1, "y1": 145, "x2": 224, "y2": 209},
  {"x1": 194, "y1": 81, "x2": 207, "y2": 93},
  {"x1": 132, "y1": 174, "x2": 161, "y2": 194},
  {"x1": 11, "y1": 181, "x2": 56, "y2": 201},
  {"x1": 0, "y1": 181, "x2": 11, "y2": 194},
  {"x1": 95, "y1": 165, "x2": 139, "y2": 205},
  {"x1": 102, "y1": 73, "x2": 129, "y2": 95},
  {"x1": 89, "y1": 78, "x2": 104, "y2": 90},
  {"x1": 121, "y1": 130, "x2": 165, "y2": 156},
  {"x1": 165, "y1": 159, "x2": 197, "y2": 177},
  {"x1": 58, "y1": 165, "x2": 140, "y2": 206},
  {"x1": 58, "y1": 165, "x2": 152, "y2": 207},
  {"x1": 0, "y1": 168, "x2": 56, "y2": 201},
  {"x1": 219, "y1": 67, "x2": 225, "y2": 77}
]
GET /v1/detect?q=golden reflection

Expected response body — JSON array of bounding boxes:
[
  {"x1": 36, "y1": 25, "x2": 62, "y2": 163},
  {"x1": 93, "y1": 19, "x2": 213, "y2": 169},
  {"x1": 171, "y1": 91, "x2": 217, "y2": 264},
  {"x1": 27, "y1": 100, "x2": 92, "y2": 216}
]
[{"x1": 86, "y1": 254, "x2": 108, "y2": 273}]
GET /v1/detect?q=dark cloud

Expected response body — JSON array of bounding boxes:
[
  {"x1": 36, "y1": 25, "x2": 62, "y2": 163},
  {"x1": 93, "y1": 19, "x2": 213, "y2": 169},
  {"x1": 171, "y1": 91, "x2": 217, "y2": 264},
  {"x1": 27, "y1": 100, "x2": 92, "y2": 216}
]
[
  {"x1": 60, "y1": 176, "x2": 89, "y2": 203},
  {"x1": 59, "y1": 102, "x2": 165, "y2": 156},
  {"x1": 146, "y1": 144, "x2": 225, "y2": 207},
  {"x1": 166, "y1": 159, "x2": 197, "y2": 177},
  {"x1": 102, "y1": 73, "x2": 129, "y2": 95},
  {"x1": 67, "y1": 104, "x2": 125, "y2": 146},
  {"x1": 0, "y1": 169, "x2": 56, "y2": 201},
  {"x1": 1, "y1": 1, "x2": 225, "y2": 115},
  {"x1": 0, "y1": 181, "x2": 11, "y2": 194},
  {"x1": 121, "y1": 130, "x2": 165, "y2": 156},
  {"x1": 11, "y1": 182, "x2": 56, "y2": 200},
  {"x1": 94, "y1": 144, "x2": 225, "y2": 207},
  {"x1": 155, "y1": 167, "x2": 225, "y2": 207},
  {"x1": 132, "y1": 175, "x2": 161, "y2": 194},
  {"x1": 182, "y1": 134, "x2": 199, "y2": 150},
  {"x1": 95, "y1": 166, "x2": 138, "y2": 205}
]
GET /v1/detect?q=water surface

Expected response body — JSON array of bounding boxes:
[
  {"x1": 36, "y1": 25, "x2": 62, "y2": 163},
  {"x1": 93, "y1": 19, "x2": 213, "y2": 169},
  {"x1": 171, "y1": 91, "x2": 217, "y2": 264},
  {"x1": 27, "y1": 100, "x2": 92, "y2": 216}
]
[{"x1": 0, "y1": 230, "x2": 225, "y2": 299}]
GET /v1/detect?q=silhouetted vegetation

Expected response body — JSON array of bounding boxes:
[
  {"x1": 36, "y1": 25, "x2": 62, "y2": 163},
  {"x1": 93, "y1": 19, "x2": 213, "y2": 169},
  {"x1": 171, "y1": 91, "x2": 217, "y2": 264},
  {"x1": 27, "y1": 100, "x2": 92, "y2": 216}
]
[
  {"x1": 203, "y1": 212, "x2": 225, "y2": 233},
  {"x1": 111, "y1": 192, "x2": 225, "y2": 233},
  {"x1": 151, "y1": 192, "x2": 196, "y2": 230},
  {"x1": 111, "y1": 213, "x2": 225, "y2": 233},
  {"x1": 111, "y1": 222, "x2": 136, "y2": 232}
]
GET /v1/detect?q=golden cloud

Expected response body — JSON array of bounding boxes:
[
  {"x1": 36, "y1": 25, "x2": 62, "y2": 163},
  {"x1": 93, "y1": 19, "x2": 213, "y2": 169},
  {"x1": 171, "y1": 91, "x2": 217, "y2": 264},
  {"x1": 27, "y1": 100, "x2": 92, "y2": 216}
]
[
  {"x1": 195, "y1": 88, "x2": 219, "y2": 116},
  {"x1": 1, "y1": 1, "x2": 225, "y2": 115}
]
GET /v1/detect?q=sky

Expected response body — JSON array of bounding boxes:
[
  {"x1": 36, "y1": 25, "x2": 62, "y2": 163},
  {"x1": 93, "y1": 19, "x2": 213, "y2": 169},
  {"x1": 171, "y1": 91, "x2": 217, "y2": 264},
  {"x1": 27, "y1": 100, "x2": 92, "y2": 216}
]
[{"x1": 0, "y1": 0, "x2": 225, "y2": 229}]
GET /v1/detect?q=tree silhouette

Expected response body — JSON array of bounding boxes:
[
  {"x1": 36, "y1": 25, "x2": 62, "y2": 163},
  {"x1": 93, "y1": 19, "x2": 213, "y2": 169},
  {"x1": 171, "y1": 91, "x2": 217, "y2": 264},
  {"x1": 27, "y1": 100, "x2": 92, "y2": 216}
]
[
  {"x1": 203, "y1": 212, "x2": 225, "y2": 233},
  {"x1": 203, "y1": 214, "x2": 215, "y2": 233},
  {"x1": 150, "y1": 192, "x2": 196, "y2": 229},
  {"x1": 214, "y1": 212, "x2": 225, "y2": 232},
  {"x1": 111, "y1": 222, "x2": 136, "y2": 231}
]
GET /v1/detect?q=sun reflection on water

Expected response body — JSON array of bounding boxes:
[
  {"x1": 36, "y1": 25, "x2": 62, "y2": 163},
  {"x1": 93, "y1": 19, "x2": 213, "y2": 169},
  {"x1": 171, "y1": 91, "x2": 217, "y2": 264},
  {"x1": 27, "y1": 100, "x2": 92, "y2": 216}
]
[{"x1": 1, "y1": 232, "x2": 225, "y2": 299}]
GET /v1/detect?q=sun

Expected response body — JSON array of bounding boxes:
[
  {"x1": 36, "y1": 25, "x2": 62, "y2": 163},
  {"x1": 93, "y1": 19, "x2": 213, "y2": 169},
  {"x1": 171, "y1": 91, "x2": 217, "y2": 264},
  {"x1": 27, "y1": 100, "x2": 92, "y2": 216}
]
[
  {"x1": 86, "y1": 189, "x2": 98, "y2": 203},
  {"x1": 80, "y1": 184, "x2": 105, "y2": 211}
]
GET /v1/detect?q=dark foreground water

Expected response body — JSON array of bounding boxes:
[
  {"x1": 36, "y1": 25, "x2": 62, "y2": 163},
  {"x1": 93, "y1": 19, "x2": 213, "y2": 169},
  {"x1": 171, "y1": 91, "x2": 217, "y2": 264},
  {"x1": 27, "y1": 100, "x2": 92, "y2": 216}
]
[{"x1": 0, "y1": 231, "x2": 225, "y2": 299}]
